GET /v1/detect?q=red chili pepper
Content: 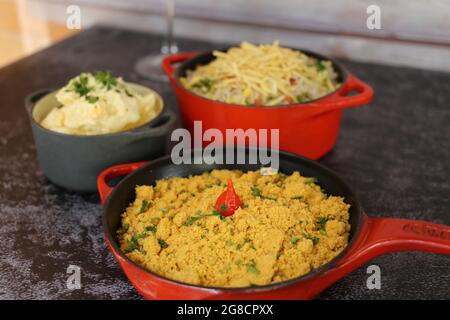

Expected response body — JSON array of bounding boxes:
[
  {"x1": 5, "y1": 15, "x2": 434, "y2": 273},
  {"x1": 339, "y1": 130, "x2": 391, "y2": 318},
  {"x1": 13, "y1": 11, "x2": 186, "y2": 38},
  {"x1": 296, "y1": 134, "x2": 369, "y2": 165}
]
[{"x1": 215, "y1": 179, "x2": 242, "y2": 217}]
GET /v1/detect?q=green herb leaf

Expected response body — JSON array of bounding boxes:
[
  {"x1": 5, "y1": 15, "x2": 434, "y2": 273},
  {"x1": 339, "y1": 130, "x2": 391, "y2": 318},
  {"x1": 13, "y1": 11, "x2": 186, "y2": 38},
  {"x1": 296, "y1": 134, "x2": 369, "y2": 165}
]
[
  {"x1": 192, "y1": 78, "x2": 213, "y2": 93},
  {"x1": 251, "y1": 186, "x2": 276, "y2": 200},
  {"x1": 246, "y1": 260, "x2": 259, "y2": 274},
  {"x1": 124, "y1": 88, "x2": 134, "y2": 97},
  {"x1": 158, "y1": 239, "x2": 169, "y2": 249},
  {"x1": 126, "y1": 235, "x2": 140, "y2": 252},
  {"x1": 305, "y1": 177, "x2": 318, "y2": 186},
  {"x1": 315, "y1": 60, "x2": 326, "y2": 72},
  {"x1": 317, "y1": 217, "x2": 330, "y2": 235},
  {"x1": 296, "y1": 93, "x2": 309, "y2": 102},
  {"x1": 86, "y1": 95, "x2": 99, "y2": 103},
  {"x1": 145, "y1": 225, "x2": 157, "y2": 233},
  {"x1": 291, "y1": 236, "x2": 300, "y2": 245},
  {"x1": 184, "y1": 210, "x2": 224, "y2": 226},
  {"x1": 251, "y1": 186, "x2": 262, "y2": 197},
  {"x1": 305, "y1": 234, "x2": 320, "y2": 246},
  {"x1": 72, "y1": 74, "x2": 91, "y2": 97},
  {"x1": 139, "y1": 200, "x2": 152, "y2": 213},
  {"x1": 95, "y1": 70, "x2": 117, "y2": 89}
]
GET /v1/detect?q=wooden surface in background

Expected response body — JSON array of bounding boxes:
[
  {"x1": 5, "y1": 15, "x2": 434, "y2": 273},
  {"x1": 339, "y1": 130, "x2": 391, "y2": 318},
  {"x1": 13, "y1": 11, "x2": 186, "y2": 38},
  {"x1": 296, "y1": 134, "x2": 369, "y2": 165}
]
[
  {"x1": 27, "y1": 0, "x2": 450, "y2": 72},
  {"x1": 0, "y1": 0, "x2": 77, "y2": 67}
]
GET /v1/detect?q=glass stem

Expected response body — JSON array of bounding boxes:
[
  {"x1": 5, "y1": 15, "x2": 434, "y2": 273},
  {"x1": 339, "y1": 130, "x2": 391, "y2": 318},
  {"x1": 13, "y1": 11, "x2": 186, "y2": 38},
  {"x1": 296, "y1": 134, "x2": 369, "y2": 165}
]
[{"x1": 162, "y1": 0, "x2": 177, "y2": 54}]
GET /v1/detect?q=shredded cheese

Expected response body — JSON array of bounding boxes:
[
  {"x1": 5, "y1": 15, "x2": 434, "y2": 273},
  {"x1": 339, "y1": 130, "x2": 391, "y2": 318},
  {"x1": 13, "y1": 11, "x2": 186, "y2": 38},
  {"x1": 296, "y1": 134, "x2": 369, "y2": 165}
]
[{"x1": 181, "y1": 41, "x2": 340, "y2": 106}]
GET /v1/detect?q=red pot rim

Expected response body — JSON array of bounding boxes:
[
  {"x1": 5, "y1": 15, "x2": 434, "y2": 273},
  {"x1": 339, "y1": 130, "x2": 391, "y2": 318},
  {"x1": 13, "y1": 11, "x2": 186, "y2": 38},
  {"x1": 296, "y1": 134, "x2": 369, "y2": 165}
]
[{"x1": 162, "y1": 48, "x2": 374, "y2": 111}]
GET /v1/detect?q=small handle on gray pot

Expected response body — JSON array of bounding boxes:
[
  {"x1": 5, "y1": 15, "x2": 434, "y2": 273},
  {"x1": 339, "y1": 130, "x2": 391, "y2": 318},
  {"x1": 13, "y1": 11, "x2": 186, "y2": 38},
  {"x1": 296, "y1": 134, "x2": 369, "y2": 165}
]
[
  {"x1": 128, "y1": 110, "x2": 177, "y2": 137},
  {"x1": 24, "y1": 89, "x2": 53, "y2": 114}
]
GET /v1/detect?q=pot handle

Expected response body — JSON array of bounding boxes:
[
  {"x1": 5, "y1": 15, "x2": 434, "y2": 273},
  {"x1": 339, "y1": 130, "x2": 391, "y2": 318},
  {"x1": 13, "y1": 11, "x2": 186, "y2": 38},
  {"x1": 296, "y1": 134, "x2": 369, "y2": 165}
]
[
  {"x1": 24, "y1": 89, "x2": 53, "y2": 114},
  {"x1": 312, "y1": 73, "x2": 374, "y2": 111},
  {"x1": 128, "y1": 110, "x2": 176, "y2": 137},
  {"x1": 161, "y1": 52, "x2": 198, "y2": 81},
  {"x1": 309, "y1": 217, "x2": 450, "y2": 295},
  {"x1": 97, "y1": 161, "x2": 148, "y2": 205}
]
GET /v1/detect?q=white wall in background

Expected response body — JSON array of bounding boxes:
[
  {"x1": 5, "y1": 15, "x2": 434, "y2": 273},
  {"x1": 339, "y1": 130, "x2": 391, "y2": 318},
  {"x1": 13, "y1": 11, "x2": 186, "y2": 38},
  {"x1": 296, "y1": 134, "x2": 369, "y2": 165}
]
[{"x1": 28, "y1": 0, "x2": 450, "y2": 72}]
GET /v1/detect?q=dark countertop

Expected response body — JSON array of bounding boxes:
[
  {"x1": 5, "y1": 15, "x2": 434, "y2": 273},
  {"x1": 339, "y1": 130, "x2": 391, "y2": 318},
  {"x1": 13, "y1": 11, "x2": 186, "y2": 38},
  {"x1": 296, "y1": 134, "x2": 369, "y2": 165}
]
[{"x1": 0, "y1": 26, "x2": 448, "y2": 300}]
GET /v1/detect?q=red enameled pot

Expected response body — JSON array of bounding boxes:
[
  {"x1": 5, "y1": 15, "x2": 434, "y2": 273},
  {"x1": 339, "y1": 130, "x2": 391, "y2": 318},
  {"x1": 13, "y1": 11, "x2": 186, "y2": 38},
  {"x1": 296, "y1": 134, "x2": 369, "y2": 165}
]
[
  {"x1": 98, "y1": 149, "x2": 450, "y2": 300},
  {"x1": 162, "y1": 49, "x2": 374, "y2": 159}
]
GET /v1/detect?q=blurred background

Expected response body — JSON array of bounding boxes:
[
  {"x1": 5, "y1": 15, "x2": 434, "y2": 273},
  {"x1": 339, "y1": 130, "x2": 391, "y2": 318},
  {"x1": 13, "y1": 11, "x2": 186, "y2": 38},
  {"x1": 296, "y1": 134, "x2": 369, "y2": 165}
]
[{"x1": 1, "y1": 0, "x2": 450, "y2": 71}]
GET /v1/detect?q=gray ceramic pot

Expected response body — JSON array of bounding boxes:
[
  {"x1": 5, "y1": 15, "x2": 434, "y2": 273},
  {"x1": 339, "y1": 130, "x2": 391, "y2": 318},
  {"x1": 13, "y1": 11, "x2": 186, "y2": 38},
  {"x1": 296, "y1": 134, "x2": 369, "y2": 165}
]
[{"x1": 25, "y1": 84, "x2": 176, "y2": 192}]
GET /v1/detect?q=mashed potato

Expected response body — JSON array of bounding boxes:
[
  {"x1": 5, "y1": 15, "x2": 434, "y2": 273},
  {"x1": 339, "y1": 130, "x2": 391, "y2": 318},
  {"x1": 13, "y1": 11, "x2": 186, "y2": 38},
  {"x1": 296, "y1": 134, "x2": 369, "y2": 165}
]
[
  {"x1": 118, "y1": 169, "x2": 351, "y2": 288},
  {"x1": 40, "y1": 71, "x2": 162, "y2": 135}
]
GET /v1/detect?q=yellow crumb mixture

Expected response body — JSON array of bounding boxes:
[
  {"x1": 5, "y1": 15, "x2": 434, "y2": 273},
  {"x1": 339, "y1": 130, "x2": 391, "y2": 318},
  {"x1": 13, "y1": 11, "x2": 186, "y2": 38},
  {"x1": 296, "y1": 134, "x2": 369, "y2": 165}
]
[{"x1": 118, "y1": 170, "x2": 350, "y2": 288}]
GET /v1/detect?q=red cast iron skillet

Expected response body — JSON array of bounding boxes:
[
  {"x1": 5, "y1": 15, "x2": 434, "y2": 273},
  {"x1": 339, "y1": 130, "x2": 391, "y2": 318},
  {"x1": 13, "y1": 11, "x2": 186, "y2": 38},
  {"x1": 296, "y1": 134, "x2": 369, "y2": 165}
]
[
  {"x1": 162, "y1": 49, "x2": 374, "y2": 160},
  {"x1": 99, "y1": 148, "x2": 450, "y2": 299}
]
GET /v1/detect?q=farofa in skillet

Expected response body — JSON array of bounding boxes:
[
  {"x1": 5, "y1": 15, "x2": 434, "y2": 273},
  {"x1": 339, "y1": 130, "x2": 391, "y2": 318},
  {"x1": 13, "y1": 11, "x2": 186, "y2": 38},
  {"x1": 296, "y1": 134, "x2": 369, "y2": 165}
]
[{"x1": 118, "y1": 169, "x2": 350, "y2": 288}]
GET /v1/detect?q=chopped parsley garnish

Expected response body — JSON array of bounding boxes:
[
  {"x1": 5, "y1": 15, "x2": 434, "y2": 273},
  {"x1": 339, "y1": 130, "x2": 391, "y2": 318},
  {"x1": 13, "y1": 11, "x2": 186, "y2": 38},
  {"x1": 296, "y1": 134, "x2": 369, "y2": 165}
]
[
  {"x1": 139, "y1": 200, "x2": 152, "y2": 213},
  {"x1": 145, "y1": 225, "x2": 157, "y2": 233},
  {"x1": 158, "y1": 239, "x2": 169, "y2": 249},
  {"x1": 72, "y1": 74, "x2": 90, "y2": 97},
  {"x1": 291, "y1": 236, "x2": 300, "y2": 245},
  {"x1": 184, "y1": 210, "x2": 225, "y2": 226},
  {"x1": 70, "y1": 74, "x2": 99, "y2": 103},
  {"x1": 126, "y1": 235, "x2": 144, "y2": 253},
  {"x1": 226, "y1": 239, "x2": 233, "y2": 246},
  {"x1": 235, "y1": 259, "x2": 242, "y2": 266},
  {"x1": 95, "y1": 70, "x2": 118, "y2": 89},
  {"x1": 124, "y1": 230, "x2": 153, "y2": 252},
  {"x1": 315, "y1": 60, "x2": 326, "y2": 72},
  {"x1": 305, "y1": 177, "x2": 318, "y2": 186},
  {"x1": 296, "y1": 93, "x2": 309, "y2": 102},
  {"x1": 246, "y1": 260, "x2": 259, "y2": 274},
  {"x1": 159, "y1": 207, "x2": 168, "y2": 213},
  {"x1": 251, "y1": 186, "x2": 262, "y2": 197},
  {"x1": 124, "y1": 88, "x2": 134, "y2": 97},
  {"x1": 305, "y1": 234, "x2": 320, "y2": 246},
  {"x1": 317, "y1": 217, "x2": 330, "y2": 235},
  {"x1": 220, "y1": 203, "x2": 228, "y2": 211},
  {"x1": 192, "y1": 78, "x2": 213, "y2": 93},
  {"x1": 251, "y1": 186, "x2": 275, "y2": 200},
  {"x1": 86, "y1": 95, "x2": 99, "y2": 104},
  {"x1": 291, "y1": 196, "x2": 304, "y2": 200}
]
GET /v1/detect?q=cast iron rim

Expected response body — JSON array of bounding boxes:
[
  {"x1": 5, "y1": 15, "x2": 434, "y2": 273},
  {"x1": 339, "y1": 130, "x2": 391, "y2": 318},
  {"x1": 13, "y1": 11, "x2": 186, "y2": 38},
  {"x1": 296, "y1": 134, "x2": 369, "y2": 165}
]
[
  {"x1": 172, "y1": 47, "x2": 348, "y2": 109},
  {"x1": 102, "y1": 147, "x2": 365, "y2": 293}
]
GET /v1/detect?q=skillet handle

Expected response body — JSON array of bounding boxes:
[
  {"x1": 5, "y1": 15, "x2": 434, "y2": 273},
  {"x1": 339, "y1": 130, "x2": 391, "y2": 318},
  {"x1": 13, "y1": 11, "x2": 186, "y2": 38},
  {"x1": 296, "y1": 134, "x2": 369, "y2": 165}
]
[
  {"x1": 312, "y1": 73, "x2": 374, "y2": 111},
  {"x1": 161, "y1": 52, "x2": 198, "y2": 81},
  {"x1": 97, "y1": 161, "x2": 148, "y2": 205},
  {"x1": 308, "y1": 217, "x2": 450, "y2": 296}
]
